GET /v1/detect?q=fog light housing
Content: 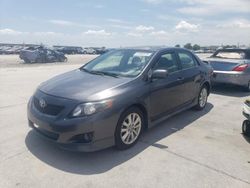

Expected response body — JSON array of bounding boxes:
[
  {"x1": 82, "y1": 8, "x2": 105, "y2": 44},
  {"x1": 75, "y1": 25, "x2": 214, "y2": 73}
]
[{"x1": 69, "y1": 132, "x2": 94, "y2": 143}]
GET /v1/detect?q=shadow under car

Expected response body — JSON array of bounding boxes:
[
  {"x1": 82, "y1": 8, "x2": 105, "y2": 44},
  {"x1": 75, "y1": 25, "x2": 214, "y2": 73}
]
[{"x1": 25, "y1": 103, "x2": 213, "y2": 175}]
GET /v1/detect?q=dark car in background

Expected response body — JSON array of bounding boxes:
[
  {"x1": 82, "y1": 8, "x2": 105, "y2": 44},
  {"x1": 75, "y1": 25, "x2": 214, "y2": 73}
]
[
  {"x1": 20, "y1": 46, "x2": 67, "y2": 63},
  {"x1": 204, "y1": 49, "x2": 250, "y2": 91},
  {"x1": 53, "y1": 46, "x2": 84, "y2": 54},
  {"x1": 27, "y1": 47, "x2": 212, "y2": 152},
  {"x1": 0, "y1": 46, "x2": 12, "y2": 54},
  {"x1": 93, "y1": 47, "x2": 108, "y2": 54}
]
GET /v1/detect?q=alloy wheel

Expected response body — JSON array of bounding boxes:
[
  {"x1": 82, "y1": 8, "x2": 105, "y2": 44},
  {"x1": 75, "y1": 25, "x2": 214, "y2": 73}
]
[
  {"x1": 120, "y1": 113, "x2": 142, "y2": 145},
  {"x1": 199, "y1": 88, "x2": 208, "y2": 108}
]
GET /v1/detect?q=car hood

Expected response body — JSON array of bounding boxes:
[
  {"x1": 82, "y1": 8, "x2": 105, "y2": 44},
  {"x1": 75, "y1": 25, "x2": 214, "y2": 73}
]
[{"x1": 38, "y1": 69, "x2": 132, "y2": 101}]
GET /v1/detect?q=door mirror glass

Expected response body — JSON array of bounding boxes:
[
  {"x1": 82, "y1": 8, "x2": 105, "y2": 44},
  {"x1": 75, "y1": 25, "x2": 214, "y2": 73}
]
[{"x1": 151, "y1": 69, "x2": 168, "y2": 79}]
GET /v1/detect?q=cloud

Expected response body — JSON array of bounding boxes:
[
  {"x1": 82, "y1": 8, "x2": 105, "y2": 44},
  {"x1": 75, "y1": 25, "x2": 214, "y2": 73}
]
[
  {"x1": 135, "y1": 25, "x2": 155, "y2": 32},
  {"x1": 177, "y1": 0, "x2": 250, "y2": 15},
  {"x1": 49, "y1": 19, "x2": 80, "y2": 26},
  {"x1": 150, "y1": 30, "x2": 168, "y2": 37},
  {"x1": 218, "y1": 19, "x2": 250, "y2": 29},
  {"x1": 126, "y1": 25, "x2": 155, "y2": 37},
  {"x1": 141, "y1": 0, "x2": 163, "y2": 4},
  {"x1": 83, "y1": 29, "x2": 112, "y2": 36},
  {"x1": 175, "y1": 21, "x2": 199, "y2": 32},
  {"x1": 49, "y1": 19, "x2": 102, "y2": 29},
  {"x1": 107, "y1": 19, "x2": 123, "y2": 23},
  {"x1": 127, "y1": 32, "x2": 143, "y2": 37},
  {"x1": 33, "y1": 31, "x2": 63, "y2": 36},
  {"x1": 0, "y1": 28, "x2": 23, "y2": 35},
  {"x1": 0, "y1": 28, "x2": 63, "y2": 37},
  {"x1": 109, "y1": 24, "x2": 133, "y2": 30},
  {"x1": 142, "y1": 0, "x2": 250, "y2": 15}
]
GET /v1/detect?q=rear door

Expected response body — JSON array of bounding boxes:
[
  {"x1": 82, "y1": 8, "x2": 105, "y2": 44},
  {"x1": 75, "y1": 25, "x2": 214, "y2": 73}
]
[{"x1": 176, "y1": 50, "x2": 201, "y2": 103}]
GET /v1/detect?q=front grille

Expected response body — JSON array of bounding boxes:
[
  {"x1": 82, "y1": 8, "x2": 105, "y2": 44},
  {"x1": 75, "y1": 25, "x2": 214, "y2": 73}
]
[{"x1": 34, "y1": 97, "x2": 64, "y2": 116}]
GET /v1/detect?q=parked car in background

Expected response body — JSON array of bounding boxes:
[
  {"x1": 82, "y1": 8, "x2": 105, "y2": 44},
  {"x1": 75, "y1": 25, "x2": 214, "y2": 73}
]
[
  {"x1": 93, "y1": 47, "x2": 108, "y2": 55},
  {"x1": 53, "y1": 46, "x2": 83, "y2": 54},
  {"x1": 5, "y1": 46, "x2": 24, "y2": 54},
  {"x1": 0, "y1": 46, "x2": 12, "y2": 54},
  {"x1": 204, "y1": 49, "x2": 250, "y2": 91},
  {"x1": 27, "y1": 47, "x2": 212, "y2": 152},
  {"x1": 84, "y1": 48, "x2": 96, "y2": 54},
  {"x1": 20, "y1": 46, "x2": 67, "y2": 63},
  {"x1": 242, "y1": 99, "x2": 250, "y2": 137}
]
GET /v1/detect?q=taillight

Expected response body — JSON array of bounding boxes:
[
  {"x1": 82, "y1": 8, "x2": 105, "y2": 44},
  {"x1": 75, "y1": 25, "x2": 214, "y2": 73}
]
[{"x1": 232, "y1": 64, "x2": 248, "y2": 72}]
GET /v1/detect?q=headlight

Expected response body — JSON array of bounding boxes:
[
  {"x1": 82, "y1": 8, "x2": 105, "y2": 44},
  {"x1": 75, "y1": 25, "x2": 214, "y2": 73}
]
[{"x1": 71, "y1": 100, "x2": 113, "y2": 117}]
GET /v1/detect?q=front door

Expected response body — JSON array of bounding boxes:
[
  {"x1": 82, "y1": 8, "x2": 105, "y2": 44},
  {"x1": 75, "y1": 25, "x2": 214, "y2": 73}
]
[{"x1": 149, "y1": 51, "x2": 185, "y2": 121}]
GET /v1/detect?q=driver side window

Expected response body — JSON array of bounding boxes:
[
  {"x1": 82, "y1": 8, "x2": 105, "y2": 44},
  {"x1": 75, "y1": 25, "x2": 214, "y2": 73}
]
[{"x1": 153, "y1": 52, "x2": 179, "y2": 74}]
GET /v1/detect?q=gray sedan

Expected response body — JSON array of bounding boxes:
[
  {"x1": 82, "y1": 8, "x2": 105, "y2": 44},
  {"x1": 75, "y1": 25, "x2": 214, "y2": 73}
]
[
  {"x1": 27, "y1": 47, "x2": 212, "y2": 152},
  {"x1": 204, "y1": 49, "x2": 250, "y2": 91}
]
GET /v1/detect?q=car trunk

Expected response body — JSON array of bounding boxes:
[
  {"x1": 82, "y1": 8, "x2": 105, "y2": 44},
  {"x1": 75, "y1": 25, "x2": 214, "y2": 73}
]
[{"x1": 208, "y1": 58, "x2": 245, "y2": 71}]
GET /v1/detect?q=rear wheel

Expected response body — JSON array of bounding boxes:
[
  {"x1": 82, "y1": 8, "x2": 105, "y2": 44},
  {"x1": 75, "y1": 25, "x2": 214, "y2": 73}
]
[
  {"x1": 23, "y1": 58, "x2": 31, "y2": 63},
  {"x1": 195, "y1": 86, "x2": 208, "y2": 110},
  {"x1": 115, "y1": 107, "x2": 144, "y2": 150},
  {"x1": 242, "y1": 120, "x2": 250, "y2": 136}
]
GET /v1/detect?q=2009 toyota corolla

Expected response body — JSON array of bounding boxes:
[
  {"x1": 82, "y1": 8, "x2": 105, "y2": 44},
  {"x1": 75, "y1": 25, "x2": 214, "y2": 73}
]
[{"x1": 27, "y1": 47, "x2": 212, "y2": 151}]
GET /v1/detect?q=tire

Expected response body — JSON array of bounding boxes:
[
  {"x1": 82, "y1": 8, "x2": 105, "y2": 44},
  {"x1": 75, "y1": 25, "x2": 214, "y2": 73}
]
[
  {"x1": 244, "y1": 82, "x2": 250, "y2": 92},
  {"x1": 195, "y1": 85, "x2": 208, "y2": 110},
  {"x1": 115, "y1": 107, "x2": 144, "y2": 150},
  {"x1": 36, "y1": 56, "x2": 46, "y2": 63},
  {"x1": 23, "y1": 58, "x2": 31, "y2": 64},
  {"x1": 242, "y1": 120, "x2": 250, "y2": 136}
]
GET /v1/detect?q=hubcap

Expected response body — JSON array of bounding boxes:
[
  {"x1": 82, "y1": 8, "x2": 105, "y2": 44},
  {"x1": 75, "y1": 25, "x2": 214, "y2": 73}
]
[
  {"x1": 120, "y1": 113, "x2": 142, "y2": 145},
  {"x1": 199, "y1": 88, "x2": 208, "y2": 108}
]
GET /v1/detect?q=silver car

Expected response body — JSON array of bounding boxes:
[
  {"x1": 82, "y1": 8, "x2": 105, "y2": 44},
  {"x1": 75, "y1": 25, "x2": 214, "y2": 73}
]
[{"x1": 204, "y1": 49, "x2": 250, "y2": 91}]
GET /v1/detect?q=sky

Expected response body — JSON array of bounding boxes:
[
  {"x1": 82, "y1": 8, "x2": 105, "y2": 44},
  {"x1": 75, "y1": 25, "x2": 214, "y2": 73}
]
[{"x1": 0, "y1": 0, "x2": 250, "y2": 47}]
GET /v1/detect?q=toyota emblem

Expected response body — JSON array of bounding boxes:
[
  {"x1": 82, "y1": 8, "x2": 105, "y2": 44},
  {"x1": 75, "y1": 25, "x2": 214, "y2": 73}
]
[{"x1": 39, "y1": 98, "x2": 47, "y2": 108}]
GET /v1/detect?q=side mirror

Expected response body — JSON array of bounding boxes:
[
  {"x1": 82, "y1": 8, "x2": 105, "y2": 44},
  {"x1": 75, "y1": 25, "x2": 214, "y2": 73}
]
[
  {"x1": 151, "y1": 69, "x2": 168, "y2": 79},
  {"x1": 202, "y1": 60, "x2": 210, "y2": 64}
]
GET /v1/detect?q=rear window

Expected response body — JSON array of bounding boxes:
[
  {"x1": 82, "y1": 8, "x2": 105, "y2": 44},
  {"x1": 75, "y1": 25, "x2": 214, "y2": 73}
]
[{"x1": 214, "y1": 51, "x2": 245, "y2": 59}]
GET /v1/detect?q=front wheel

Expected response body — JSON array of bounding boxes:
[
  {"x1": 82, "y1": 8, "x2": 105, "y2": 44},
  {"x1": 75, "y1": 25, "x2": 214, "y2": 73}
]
[
  {"x1": 195, "y1": 86, "x2": 208, "y2": 110},
  {"x1": 115, "y1": 107, "x2": 144, "y2": 150},
  {"x1": 242, "y1": 120, "x2": 250, "y2": 136}
]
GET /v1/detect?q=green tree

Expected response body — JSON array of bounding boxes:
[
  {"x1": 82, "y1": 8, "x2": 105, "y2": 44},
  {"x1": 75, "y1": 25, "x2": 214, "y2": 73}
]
[
  {"x1": 193, "y1": 44, "x2": 201, "y2": 51},
  {"x1": 175, "y1": 44, "x2": 180, "y2": 48},
  {"x1": 184, "y1": 43, "x2": 192, "y2": 50}
]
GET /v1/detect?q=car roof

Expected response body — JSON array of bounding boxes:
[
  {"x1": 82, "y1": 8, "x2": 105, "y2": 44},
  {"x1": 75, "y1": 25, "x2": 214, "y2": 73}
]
[
  {"x1": 118, "y1": 46, "x2": 187, "y2": 53},
  {"x1": 215, "y1": 48, "x2": 250, "y2": 53},
  {"x1": 213, "y1": 48, "x2": 250, "y2": 59}
]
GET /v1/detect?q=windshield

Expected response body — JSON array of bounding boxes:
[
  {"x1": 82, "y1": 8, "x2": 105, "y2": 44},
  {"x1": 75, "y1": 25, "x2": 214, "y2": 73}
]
[{"x1": 81, "y1": 49, "x2": 154, "y2": 77}]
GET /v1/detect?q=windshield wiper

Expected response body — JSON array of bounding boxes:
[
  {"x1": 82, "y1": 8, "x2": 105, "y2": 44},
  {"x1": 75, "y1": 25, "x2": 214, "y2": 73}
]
[
  {"x1": 80, "y1": 68, "x2": 119, "y2": 78},
  {"x1": 94, "y1": 71, "x2": 119, "y2": 78}
]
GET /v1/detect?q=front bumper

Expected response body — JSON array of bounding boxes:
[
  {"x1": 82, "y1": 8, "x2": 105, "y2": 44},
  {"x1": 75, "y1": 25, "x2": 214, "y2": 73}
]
[
  {"x1": 27, "y1": 90, "x2": 120, "y2": 152},
  {"x1": 211, "y1": 71, "x2": 249, "y2": 86}
]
